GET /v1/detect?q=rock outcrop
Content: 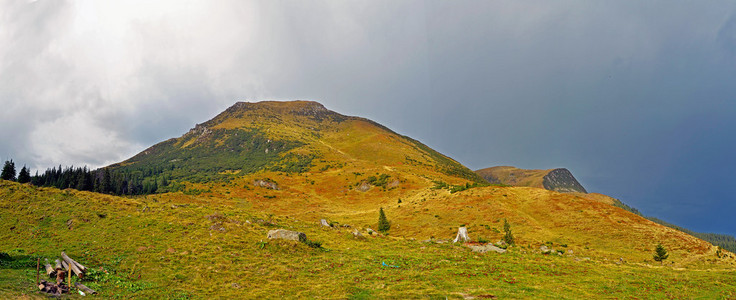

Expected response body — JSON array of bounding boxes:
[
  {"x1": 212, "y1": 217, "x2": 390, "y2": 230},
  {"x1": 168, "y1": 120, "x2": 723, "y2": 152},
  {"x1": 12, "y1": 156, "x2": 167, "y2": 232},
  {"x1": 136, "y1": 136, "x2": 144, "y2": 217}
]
[
  {"x1": 468, "y1": 244, "x2": 507, "y2": 254},
  {"x1": 542, "y1": 168, "x2": 587, "y2": 193},
  {"x1": 266, "y1": 229, "x2": 306, "y2": 242}
]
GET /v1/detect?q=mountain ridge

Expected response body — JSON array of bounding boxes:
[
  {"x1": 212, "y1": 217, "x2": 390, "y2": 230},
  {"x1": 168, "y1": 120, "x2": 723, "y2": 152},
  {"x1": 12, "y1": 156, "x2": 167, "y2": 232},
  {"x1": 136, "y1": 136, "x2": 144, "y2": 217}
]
[{"x1": 475, "y1": 165, "x2": 587, "y2": 193}]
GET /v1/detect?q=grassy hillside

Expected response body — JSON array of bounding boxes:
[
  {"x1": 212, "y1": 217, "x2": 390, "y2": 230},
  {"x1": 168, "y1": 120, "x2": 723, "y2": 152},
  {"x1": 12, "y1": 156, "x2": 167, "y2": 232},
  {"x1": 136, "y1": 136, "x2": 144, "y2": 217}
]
[
  {"x1": 477, "y1": 166, "x2": 736, "y2": 257},
  {"x1": 108, "y1": 101, "x2": 484, "y2": 189},
  {"x1": 475, "y1": 166, "x2": 549, "y2": 187},
  {"x1": 1, "y1": 180, "x2": 735, "y2": 299},
  {"x1": 612, "y1": 199, "x2": 736, "y2": 253}
]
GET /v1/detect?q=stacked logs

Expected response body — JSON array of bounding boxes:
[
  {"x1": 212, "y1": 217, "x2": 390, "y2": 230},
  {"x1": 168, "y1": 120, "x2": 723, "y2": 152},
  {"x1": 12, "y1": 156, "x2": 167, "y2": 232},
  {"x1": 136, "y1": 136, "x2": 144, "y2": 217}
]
[{"x1": 38, "y1": 252, "x2": 97, "y2": 296}]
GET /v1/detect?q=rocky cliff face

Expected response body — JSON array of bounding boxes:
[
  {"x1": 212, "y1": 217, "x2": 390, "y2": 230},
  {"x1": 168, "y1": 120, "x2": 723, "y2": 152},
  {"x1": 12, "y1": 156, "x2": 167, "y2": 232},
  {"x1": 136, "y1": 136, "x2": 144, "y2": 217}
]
[{"x1": 542, "y1": 168, "x2": 587, "y2": 193}]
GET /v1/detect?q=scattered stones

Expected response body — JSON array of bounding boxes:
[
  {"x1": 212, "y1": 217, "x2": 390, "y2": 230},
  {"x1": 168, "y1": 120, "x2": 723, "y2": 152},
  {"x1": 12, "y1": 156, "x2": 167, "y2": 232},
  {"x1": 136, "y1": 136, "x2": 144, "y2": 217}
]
[
  {"x1": 468, "y1": 244, "x2": 507, "y2": 254},
  {"x1": 366, "y1": 228, "x2": 376, "y2": 235},
  {"x1": 267, "y1": 229, "x2": 307, "y2": 242},
  {"x1": 209, "y1": 223, "x2": 226, "y2": 232},
  {"x1": 320, "y1": 219, "x2": 331, "y2": 227},
  {"x1": 352, "y1": 229, "x2": 365, "y2": 239},
  {"x1": 253, "y1": 179, "x2": 279, "y2": 190},
  {"x1": 540, "y1": 245, "x2": 553, "y2": 254}
]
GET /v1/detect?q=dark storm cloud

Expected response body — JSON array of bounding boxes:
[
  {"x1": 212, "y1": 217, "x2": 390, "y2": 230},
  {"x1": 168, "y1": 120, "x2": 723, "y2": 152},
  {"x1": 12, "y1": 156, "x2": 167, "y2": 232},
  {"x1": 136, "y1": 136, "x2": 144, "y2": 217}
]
[{"x1": 1, "y1": 1, "x2": 735, "y2": 234}]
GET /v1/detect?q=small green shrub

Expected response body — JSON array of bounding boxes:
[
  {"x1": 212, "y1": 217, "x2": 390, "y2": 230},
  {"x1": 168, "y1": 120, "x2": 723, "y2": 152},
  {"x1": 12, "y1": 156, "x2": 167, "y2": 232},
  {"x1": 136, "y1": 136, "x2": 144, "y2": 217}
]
[{"x1": 304, "y1": 239, "x2": 323, "y2": 249}]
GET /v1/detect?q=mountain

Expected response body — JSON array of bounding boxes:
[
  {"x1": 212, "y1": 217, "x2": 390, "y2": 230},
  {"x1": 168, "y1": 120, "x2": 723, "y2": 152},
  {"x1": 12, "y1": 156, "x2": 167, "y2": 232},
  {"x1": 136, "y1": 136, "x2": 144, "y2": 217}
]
[
  {"x1": 108, "y1": 100, "x2": 484, "y2": 186},
  {"x1": 104, "y1": 101, "x2": 724, "y2": 263},
  {"x1": 104, "y1": 101, "x2": 724, "y2": 261},
  {"x1": 475, "y1": 166, "x2": 588, "y2": 193}
]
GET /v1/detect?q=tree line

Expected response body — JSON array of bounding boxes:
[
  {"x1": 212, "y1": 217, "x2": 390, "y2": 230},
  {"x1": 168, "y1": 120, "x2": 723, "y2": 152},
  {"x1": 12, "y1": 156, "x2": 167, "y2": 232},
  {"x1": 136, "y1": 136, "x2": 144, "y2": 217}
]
[{"x1": 1, "y1": 159, "x2": 171, "y2": 196}]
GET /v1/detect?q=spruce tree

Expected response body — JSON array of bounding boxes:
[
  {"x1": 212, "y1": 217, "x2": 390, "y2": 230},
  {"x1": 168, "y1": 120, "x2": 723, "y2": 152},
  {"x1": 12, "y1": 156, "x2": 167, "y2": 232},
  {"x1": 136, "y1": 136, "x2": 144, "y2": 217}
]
[
  {"x1": 1, "y1": 160, "x2": 16, "y2": 181},
  {"x1": 653, "y1": 243, "x2": 669, "y2": 264},
  {"x1": 102, "y1": 168, "x2": 112, "y2": 194},
  {"x1": 503, "y1": 218, "x2": 515, "y2": 246},
  {"x1": 17, "y1": 165, "x2": 31, "y2": 183},
  {"x1": 378, "y1": 207, "x2": 390, "y2": 233}
]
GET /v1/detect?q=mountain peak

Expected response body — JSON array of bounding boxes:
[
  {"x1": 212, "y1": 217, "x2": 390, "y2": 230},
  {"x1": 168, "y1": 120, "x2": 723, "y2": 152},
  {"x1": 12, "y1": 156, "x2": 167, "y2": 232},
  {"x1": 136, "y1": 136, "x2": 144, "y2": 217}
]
[
  {"x1": 111, "y1": 100, "x2": 485, "y2": 184},
  {"x1": 229, "y1": 100, "x2": 328, "y2": 114},
  {"x1": 475, "y1": 166, "x2": 587, "y2": 193},
  {"x1": 197, "y1": 100, "x2": 346, "y2": 130}
]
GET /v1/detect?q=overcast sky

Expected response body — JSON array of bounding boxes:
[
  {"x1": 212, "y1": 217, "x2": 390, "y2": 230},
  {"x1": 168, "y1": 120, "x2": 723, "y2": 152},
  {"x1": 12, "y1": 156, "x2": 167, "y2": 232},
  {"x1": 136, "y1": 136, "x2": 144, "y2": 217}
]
[{"x1": 2, "y1": 1, "x2": 735, "y2": 235}]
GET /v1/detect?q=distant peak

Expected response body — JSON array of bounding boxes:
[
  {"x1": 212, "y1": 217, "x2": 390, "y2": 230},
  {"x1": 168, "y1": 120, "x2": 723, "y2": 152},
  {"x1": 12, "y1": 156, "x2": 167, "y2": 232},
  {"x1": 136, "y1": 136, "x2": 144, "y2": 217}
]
[{"x1": 475, "y1": 165, "x2": 587, "y2": 193}]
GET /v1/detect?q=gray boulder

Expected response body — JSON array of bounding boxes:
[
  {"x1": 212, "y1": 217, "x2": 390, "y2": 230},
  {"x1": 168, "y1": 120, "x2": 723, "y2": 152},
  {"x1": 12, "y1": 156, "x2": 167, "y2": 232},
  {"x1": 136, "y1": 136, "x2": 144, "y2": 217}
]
[
  {"x1": 320, "y1": 219, "x2": 330, "y2": 227},
  {"x1": 267, "y1": 229, "x2": 306, "y2": 242},
  {"x1": 469, "y1": 244, "x2": 507, "y2": 254}
]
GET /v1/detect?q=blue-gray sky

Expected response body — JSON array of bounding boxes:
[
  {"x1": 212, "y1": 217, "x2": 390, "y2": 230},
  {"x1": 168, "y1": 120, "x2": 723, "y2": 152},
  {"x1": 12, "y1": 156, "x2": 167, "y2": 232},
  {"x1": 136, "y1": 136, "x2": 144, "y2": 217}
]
[{"x1": 1, "y1": 1, "x2": 735, "y2": 235}]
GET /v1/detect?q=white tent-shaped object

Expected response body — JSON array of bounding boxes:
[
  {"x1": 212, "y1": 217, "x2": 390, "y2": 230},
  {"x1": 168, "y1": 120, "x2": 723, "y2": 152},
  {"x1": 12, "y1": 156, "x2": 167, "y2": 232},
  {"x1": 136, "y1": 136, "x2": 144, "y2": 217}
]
[{"x1": 453, "y1": 226, "x2": 470, "y2": 243}]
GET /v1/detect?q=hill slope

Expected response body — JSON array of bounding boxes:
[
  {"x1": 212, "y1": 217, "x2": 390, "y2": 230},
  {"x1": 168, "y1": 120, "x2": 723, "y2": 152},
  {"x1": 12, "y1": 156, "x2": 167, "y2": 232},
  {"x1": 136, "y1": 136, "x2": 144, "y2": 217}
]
[
  {"x1": 1, "y1": 180, "x2": 735, "y2": 299},
  {"x1": 475, "y1": 166, "x2": 587, "y2": 193},
  {"x1": 109, "y1": 101, "x2": 484, "y2": 186}
]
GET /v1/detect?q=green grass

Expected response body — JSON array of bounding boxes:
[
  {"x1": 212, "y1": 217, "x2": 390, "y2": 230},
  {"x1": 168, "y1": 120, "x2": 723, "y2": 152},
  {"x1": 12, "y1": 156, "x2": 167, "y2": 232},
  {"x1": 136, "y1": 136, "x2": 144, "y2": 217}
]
[{"x1": 1, "y1": 181, "x2": 735, "y2": 299}]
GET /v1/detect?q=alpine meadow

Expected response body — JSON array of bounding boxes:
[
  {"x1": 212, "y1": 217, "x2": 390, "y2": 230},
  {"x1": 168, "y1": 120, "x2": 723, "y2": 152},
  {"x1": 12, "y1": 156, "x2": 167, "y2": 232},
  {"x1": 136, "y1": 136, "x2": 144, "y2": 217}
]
[
  {"x1": 1, "y1": 101, "x2": 735, "y2": 298},
  {"x1": 2, "y1": 1, "x2": 736, "y2": 299}
]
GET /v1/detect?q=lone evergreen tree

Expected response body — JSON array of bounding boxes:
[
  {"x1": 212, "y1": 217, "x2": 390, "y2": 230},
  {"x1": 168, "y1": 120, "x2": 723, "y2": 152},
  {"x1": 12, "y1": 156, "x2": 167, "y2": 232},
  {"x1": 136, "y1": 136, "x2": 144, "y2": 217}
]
[
  {"x1": 653, "y1": 243, "x2": 669, "y2": 264},
  {"x1": 17, "y1": 165, "x2": 31, "y2": 183},
  {"x1": 503, "y1": 218, "x2": 515, "y2": 246},
  {"x1": 1, "y1": 160, "x2": 16, "y2": 181},
  {"x1": 378, "y1": 207, "x2": 390, "y2": 233},
  {"x1": 102, "y1": 168, "x2": 112, "y2": 194}
]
